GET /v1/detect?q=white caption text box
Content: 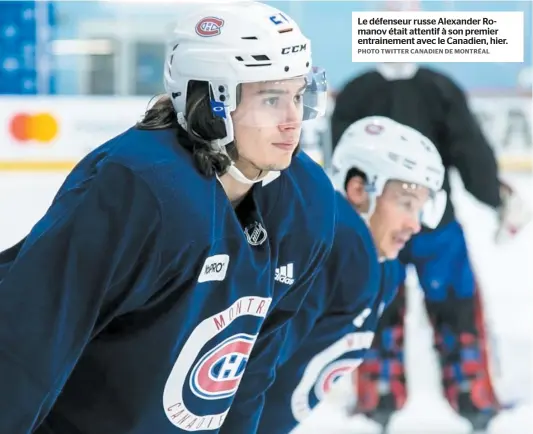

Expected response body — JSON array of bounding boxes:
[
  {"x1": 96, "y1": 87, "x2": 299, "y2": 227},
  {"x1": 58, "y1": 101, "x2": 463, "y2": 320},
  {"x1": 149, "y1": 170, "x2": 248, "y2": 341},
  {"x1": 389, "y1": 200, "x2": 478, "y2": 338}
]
[{"x1": 352, "y1": 11, "x2": 524, "y2": 63}]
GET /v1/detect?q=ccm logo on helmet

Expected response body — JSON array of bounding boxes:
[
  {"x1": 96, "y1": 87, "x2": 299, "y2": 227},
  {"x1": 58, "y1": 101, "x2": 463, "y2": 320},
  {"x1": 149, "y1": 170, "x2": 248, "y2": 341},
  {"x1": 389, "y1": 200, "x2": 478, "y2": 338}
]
[
  {"x1": 195, "y1": 16, "x2": 224, "y2": 37},
  {"x1": 281, "y1": 43, "x2": 307, "y2": 55}
]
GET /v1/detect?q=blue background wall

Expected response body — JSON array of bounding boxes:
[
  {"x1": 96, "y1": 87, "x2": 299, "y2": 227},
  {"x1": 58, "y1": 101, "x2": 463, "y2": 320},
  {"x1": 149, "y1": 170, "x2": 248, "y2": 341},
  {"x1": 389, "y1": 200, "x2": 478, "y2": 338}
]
[{"x1": 1, "y1": 0, "x2": 531, "y2": 94}]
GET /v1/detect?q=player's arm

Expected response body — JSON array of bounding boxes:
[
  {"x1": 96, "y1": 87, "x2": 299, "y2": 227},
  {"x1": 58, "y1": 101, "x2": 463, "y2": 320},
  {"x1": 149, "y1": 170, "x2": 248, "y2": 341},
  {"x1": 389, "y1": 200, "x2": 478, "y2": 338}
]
[
  {"x1": 351, "y1": 258, "x2": 405, "y2": 338},
  {"x1": 438, "y1": 75, "x2": 501, "y2": 209},
  {"x1": 0, "y1": 162, "x2": 163, "y2": 432}
]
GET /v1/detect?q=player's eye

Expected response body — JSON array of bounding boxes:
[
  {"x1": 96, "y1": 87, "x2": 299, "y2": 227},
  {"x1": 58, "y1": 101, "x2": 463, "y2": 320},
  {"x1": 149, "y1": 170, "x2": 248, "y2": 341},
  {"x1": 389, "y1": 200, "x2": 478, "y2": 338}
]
[
  {"x1": 293, "y1": 93, "x2": 303, "y2": 104},
  {"x1": 398, "y1": 198, "x2": 415, "y2": 212},
  {"x1": 263, "y1": 96, "x2": 279, "y2": 107}
]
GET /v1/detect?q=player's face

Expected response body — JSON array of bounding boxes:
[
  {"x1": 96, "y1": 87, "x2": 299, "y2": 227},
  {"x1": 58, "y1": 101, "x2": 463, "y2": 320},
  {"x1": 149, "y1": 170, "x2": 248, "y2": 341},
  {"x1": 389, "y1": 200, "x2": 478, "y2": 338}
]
[
  {"x1": 231, "y1": 78, "x2": 306, "y2": 179},
  {"x1": 369, "y1": 180, "x2": 430, "y2": 259}
]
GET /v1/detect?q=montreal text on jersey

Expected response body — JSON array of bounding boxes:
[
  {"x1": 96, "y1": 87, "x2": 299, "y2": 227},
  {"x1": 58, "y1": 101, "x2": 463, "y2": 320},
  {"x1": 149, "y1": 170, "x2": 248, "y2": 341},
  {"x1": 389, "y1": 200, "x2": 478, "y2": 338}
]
[{"x1": 213, "y1": 296, "x2": 271, "y2": 331}]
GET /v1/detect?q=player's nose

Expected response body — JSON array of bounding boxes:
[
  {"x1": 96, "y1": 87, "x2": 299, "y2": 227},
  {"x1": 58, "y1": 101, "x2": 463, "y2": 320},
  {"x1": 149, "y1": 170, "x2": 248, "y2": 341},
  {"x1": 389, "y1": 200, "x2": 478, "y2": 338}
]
[
  {"x1": 278, "y1": 103, "x2": 301, "y2": 130},
  {"x1": 405, "y1": 213, "x2": 421, "y2": 235}
]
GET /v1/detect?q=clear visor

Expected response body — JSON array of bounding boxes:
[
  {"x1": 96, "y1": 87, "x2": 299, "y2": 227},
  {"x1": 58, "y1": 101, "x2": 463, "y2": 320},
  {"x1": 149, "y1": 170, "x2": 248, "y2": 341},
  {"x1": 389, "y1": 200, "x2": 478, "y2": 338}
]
[{"x1": 211, "y1": 67, "x2": 327, "y2": 128}]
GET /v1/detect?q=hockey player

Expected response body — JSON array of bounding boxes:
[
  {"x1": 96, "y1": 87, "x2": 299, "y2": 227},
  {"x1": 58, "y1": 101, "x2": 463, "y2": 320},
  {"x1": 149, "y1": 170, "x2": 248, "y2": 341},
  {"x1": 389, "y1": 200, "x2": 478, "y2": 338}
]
[
  {"x1": 331, "y1": 63, "x2": 531, "y2": 431},
  {"x1": 255, "y1": 116, "x2": 446, "y2": 434},
  {"x1": 0, "y1": 3, "x2": 344, "y2": 433}
]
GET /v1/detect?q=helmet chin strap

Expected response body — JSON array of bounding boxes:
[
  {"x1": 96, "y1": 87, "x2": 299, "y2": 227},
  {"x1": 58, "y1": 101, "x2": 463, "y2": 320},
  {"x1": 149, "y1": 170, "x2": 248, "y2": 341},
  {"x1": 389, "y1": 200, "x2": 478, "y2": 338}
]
[
  {"x1": 361, "y1": 176, "x2": 380, "y2": 223},
  {"x1": 225, "y1": 165, "x2": 280, "y2": 186},
  {"x1": 177, "y1": 112, "x2": 280, "y2": 187},
  {"x1": 355, "y1": 182, "x2": 388, "y2": 263}
]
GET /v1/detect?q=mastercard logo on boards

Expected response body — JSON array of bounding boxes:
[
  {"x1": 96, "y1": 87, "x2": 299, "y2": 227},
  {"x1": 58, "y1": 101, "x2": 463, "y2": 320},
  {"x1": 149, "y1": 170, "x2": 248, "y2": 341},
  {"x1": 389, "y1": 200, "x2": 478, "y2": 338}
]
[{"x1": 9, "y1": 112, "x2": 59, "y2": 143}]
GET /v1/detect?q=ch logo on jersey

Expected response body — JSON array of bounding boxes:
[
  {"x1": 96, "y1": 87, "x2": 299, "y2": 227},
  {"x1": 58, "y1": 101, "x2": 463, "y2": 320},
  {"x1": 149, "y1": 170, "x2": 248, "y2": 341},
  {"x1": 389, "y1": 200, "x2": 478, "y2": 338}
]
[
  {"x1": 163, "y1": 296, "x2": 272, "y2": 431},
  {"x1": 314, "y1": 359, "x2": 361, "y2": 402},
  {"x1": 190, "y1": 334, "x2": 254, "y2": 400},
  {"x1": 291, "y1": 331, "x2": 375, "y2": 422}
]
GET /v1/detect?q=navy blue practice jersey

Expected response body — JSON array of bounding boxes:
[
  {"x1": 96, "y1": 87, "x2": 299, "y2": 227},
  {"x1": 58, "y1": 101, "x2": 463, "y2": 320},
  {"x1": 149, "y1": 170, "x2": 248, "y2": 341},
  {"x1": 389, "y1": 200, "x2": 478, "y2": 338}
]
[{"x1": 0, "y1": 126, "x2": 336, "y2": 434}]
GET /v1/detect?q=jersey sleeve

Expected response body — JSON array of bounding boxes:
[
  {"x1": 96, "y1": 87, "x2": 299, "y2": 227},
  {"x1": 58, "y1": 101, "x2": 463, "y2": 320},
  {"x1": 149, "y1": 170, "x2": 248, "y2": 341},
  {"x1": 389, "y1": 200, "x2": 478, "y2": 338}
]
[
  {"x1": 436, "y1": 74, "x2": 501, "y2": 209},
  {"x1": 0, "y1": 162, "x2": 163, "y2": 432}
]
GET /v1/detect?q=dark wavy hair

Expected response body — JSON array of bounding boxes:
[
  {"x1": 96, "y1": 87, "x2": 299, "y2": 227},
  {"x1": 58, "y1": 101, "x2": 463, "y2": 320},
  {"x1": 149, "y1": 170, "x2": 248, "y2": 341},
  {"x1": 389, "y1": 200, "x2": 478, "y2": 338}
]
[{"x1": 136, "y1": 80, "x2": 238, "y2": 177}]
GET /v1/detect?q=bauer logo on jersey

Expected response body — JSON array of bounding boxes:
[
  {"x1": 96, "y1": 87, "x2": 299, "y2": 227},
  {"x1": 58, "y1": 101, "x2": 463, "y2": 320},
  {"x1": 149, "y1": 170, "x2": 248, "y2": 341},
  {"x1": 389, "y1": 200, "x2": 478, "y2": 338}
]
[
  {"x1": 198, "y1": 254, "x2": 230, "y2": 283},
  {"x1": 163, "y1": 296, "x2": 272, "y2": 431},
  {"x1": 195, "y1": 17, "x2": 224, "y2": 37},
  {"x1": 190, "y1": 333, "x2": 254, "y2": 400}
]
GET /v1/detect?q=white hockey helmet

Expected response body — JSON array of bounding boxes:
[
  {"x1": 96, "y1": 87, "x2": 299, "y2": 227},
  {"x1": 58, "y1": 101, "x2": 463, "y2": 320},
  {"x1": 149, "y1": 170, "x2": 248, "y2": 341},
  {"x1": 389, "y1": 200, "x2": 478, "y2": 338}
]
[
  {"x1": 164, "y1": 1, "x2": 327, "y2": 184},
  {"x1": 331, "y1": 116, "x2": 446, "y2": 229}
]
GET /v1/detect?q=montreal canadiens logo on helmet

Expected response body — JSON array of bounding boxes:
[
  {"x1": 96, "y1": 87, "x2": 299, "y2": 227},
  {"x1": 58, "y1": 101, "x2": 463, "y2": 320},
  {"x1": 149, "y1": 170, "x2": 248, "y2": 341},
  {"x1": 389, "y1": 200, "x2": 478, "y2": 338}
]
[
  {"x1": 195, "y1": 16, "x2": 225, "y2": 37},
  {"x1": 189, "y1": 333, "x2": 254, "y2": 400},
  {"x1": 365, "y1": 123, "x2": 384, "y2": 135}
]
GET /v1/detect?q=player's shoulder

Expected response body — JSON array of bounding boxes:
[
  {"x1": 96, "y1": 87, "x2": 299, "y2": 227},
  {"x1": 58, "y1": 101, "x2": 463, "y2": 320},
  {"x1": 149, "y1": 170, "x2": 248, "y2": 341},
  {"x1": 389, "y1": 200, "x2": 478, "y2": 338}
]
[
  {"x1": 98, "y1": 127, "x2": 202, "y2": 175},
  {"x1": 64, "y1": 127, "x2": 216, "y2": 240},
  {"x1": 282, "y1": 151, "x2": 334, "y2": 190},
  {"x1": 286, "y1": 150, "x2": 336, "y2": 208},
  {"x1": 338, "y1": 69, "x2": 383, "y2": 94},
  {"x1": 332, "y1": 70, "x2": 385, "y2": 114},
  {"x1": 381, "y1": 258, "x2": 403, "y2": 277},
  {"x1": 323, "y1": 192, "x2": 380, "y2": 310},
  {"x1": 343, "y1": 69, "x2": 380, "y2": 87},
  {"x1": 92, "y1": 127, "x2": 210, "y2": 194},
  {"x1": 279, "y1": 150, "x2": 336, "y2": 240},
  {"x1": 417, "y1": 65, "x2": 455, "y2": 82},
  {"x1": 417, "y1": 66, "x2": 464, "y2": 94}
]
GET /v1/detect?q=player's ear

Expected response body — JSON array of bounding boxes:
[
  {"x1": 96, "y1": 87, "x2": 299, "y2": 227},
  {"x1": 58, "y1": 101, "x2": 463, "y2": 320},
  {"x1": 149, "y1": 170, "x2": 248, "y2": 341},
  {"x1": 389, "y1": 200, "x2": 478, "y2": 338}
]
[{"x1": 345, "y1": 175, "x2": 367, "y2": 209}]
